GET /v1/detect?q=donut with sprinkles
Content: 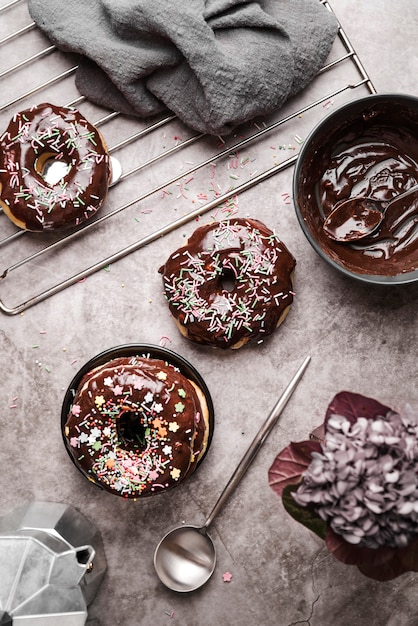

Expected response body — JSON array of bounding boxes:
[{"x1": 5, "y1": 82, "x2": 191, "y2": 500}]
[
  {"x1": 0, "y1": 102, "x2": 111, "y2": 231},
  {"x1": 64, "y1": 356, "x2": 211, "y2": 499},
  {"x1": 159, "y1": 218, "x2": 296, "y2": 349}
]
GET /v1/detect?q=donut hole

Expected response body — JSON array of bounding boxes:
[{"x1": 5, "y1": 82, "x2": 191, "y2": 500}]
[
  {"x1": 117, "y1": 410, "x2": 146, "y2": 445},
  {"x1": 35, "y1": 152, "x2": 71, "y2": 185},
  {"x1": 220, "y1": 267, "x2": 237, "y2": 293}
]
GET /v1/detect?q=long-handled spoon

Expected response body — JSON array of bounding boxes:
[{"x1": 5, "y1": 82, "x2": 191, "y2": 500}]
[
  {"x1": 153, "y1": 355, "x2": 311, "y2": 592},
  {"x1": 322, "y1": 182, "x2": 418, "y2": 243}
]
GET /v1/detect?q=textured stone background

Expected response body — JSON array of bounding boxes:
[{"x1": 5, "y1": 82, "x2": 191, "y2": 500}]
[{"x1": 0, "y1": 1, "x2": 417, "y2": 625}]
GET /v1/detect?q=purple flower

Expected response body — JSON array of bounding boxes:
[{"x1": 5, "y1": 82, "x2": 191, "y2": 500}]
[{"x1": 293, "y1": 405, "x2": 418, "y2": 548}]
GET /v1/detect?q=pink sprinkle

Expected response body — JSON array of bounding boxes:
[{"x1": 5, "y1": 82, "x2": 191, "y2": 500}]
[
  {"x1": 177, "y1": 182, "x2": 188, "y2": 199},
  {"x1": 9, "y1": 404, "x2": 17, "y2": 409},
  {"x1": 222, "y1": 571, "x2": 233, "y2": 583},
  {"x1": 228, "y1": 153, "x2": 239, "y2": 169},
  {"x1": 159, "y1": 335, "x2": 172, "y2": 348},
  {"x1": 39, "y1": 330, "x2": 47, "y2": 334},
  {"x1": 71, "y1": 359, "x2": 78, "y2": 365}
]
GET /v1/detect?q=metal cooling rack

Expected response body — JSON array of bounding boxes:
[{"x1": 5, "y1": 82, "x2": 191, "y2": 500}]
[{"x1": 0, "y1": 0, "x2": 375, "y2": 315}]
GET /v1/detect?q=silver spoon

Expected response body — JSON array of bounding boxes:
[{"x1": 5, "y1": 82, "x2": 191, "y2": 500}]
[
  {"x1": 322, "y1": 182, "x2": 418, "y2": 243},
  {"x1": 153, "y1": 355, "x2": 311, "y2": 592}
]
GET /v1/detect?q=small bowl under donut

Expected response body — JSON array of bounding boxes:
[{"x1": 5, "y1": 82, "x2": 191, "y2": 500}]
[{"x1": 61, "y1": 344, "x2": 214, "y2": 499}]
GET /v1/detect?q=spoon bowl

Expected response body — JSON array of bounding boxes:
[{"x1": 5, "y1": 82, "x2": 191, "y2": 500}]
[
  {"x1": 323, "y1": 182, "x2": 418, "y2": 243},
  {"x1": 154, "y1": 526, "x2": 215, "y2": 593}
]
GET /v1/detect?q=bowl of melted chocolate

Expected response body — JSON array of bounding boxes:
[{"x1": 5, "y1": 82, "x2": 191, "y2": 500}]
[{"x1": 293, "y1": 93, "x2": 418, "y2": 284}]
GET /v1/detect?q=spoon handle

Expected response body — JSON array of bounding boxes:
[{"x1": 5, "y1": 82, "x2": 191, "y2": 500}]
[
  {"x1": 203, "y1": 355, "x2": 311, "y2": 530},
  {"x1": 387, "y1": 181, "x2": 418, "y2": 206}
]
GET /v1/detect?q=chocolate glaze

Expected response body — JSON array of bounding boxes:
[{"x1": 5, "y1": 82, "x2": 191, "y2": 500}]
[
  {"x1": 64, "y1": 356, "x2": 210, "y2": 498},
  {"x1": 296, "y1": 97, "x2": 418, "y2": 277},
  {"x1": 159, "y1": 218, "x2": 296, "y2": 349},
  {"x1": 0, "y1": 103, "x2": 111, "y2": 231}
]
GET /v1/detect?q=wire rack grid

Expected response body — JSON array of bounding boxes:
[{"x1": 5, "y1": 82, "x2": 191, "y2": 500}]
[{"x1": 0, "y1": 0, "x2": 375, "y2": 315}]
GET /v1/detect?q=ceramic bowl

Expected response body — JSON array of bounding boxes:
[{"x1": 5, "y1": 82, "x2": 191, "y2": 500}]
[
  {"x1": 293, "y1": 93, "x2": 418, "y2": 284},
  {"x1": 61, "y1": 344, "x2": 214, "y2": 493}
]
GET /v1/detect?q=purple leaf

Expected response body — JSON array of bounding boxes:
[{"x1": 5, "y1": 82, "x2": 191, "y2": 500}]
[
  {"x1": 357, "y1": 536, "x2": 418, "y2": 581},
  {"x1": 326, "y1": 526, "x2": 418, "y2": 581},
  {"x1": 268, "y1": 440, "x2": 321, "y2": 497},
  {"x1": 325, "y1": 527, "x2": 394, "y2": 567},
  {"x1": 325, "y1": 391, "x2": 394, "y2": 428}
]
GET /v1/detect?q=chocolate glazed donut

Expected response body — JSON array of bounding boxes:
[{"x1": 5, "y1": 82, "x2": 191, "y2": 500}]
[
  {"x1": 0, "y1": 102, "x2": 111, "y2": 231},
  {"x1": 159, "y1": 218, "x2": 296, "y2": 349},
  {"x1": 64, "y1": 356, "x2": 211, "y2": 499}
]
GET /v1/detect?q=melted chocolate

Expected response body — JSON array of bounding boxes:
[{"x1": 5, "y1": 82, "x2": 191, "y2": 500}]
[
  {"x1": 159, "y1": 218, "x2": 296, "y2": 349},
  {"x1": 323, "y1": 198, "x2": 383, "y2": 242},
  {"x1": 298, "y1": 100, "x2": 418, "y2": 277},
  {"x1": 0, "y1": 103, "x2": 110, "y2": 231}
]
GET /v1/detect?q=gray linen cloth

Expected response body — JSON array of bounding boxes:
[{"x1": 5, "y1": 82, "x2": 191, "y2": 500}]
[{"x1": 28, "y1": 0, "x2": 338, "y2": 135}]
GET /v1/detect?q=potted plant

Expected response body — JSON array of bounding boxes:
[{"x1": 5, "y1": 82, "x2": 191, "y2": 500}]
[{"x1": 268, "y1": 392, "x2": 418, "y2": 581}]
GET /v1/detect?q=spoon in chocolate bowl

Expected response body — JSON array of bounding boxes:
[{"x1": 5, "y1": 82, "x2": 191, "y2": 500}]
[{"x1": 322, "y1": 182, "x2": 418, "y2": 243}]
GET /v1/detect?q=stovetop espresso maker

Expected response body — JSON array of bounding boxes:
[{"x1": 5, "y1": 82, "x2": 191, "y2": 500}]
[{"x1": 0, "y1": 501, "x2": 106, "y2": 625}]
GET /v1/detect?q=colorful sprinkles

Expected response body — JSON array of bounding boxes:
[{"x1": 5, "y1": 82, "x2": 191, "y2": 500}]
[
  {"x1": 65, "y1": 356, "x2": 208, "y2": 498},
  {"x1": 159, "y1": 218, "x2": 296, "y2": 349},
  {"x1": 0, "y1": 103, "x2": 110, "y2": 231}
]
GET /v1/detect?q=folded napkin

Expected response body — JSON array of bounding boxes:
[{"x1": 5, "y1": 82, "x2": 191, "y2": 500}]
[{"x1": 28, "y1": 0, "x2": 338, "y2": 135}]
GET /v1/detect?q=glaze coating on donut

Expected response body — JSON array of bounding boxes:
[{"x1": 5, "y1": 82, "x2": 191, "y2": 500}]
[
  {"x1": 64, "y1": 356, "x2": 210, "y2": 498},
  {"x1": 159, "y1": 218, "x2": 296, "y2": 349},
  {"x1": 0, "y1": 103, "x2": 111, "y2": 231}
]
